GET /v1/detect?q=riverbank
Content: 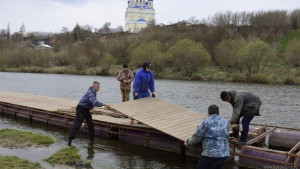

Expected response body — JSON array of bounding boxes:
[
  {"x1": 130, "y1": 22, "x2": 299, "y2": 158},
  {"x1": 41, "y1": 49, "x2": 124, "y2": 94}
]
[{"x1": 1, "y1": 62, "x2": 300, "y2": 85}]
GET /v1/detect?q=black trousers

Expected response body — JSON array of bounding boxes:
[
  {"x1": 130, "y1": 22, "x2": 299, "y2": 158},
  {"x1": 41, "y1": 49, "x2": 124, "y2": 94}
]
[
  {"x1": 69, "y1": 105, "x2": 94, "y2": 142},
  {"x1": 198, "y1": 156, "x2": 228, "y2": 169},
  {"x1": 235, "y1": 114, "x2": 254, "y2": 138}
]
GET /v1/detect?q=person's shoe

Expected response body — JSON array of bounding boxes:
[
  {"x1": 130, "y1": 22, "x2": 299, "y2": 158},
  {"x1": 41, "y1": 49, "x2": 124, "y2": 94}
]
[
  {"x1": 229, "y1": 132, "x2": 239, "y2": 138},
  {"x1": 88, "y1": 140, "x2": 94, "y2": 145},
  {"x1": 229, "y1": 128, "x2": 239, "y2": 138},
  {"x1": 235, "y1": 136, "x2": 247, "y2": 146},
  {"x1": 68, "y1": 139, "x2": 72, "y2": 146}
]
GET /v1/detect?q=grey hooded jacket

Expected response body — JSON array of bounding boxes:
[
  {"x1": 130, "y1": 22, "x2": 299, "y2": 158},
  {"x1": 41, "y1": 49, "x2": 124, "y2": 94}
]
[{"x1": 229, "y1": 90, "x2": 261, "y2": 124}]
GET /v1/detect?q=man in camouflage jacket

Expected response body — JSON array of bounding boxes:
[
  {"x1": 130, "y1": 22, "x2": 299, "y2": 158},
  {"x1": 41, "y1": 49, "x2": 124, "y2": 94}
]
[{"x1": 117, "y1": 64, "x2": 134, "y2": 102}]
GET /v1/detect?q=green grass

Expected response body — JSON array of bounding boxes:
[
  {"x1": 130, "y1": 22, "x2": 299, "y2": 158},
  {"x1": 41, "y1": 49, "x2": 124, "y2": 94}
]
[
  {"x1": 0, "y1": 155, "x2": 42, "y2": 169},
  {"x1": 0, "y1": 129, "x2": 55, "y2": 148},
  {"x1": 44, "y1": 147, "x2": 81, "y2": 166},
  {"x1": 281, "y1": 29, "x2": 300, "y2": 50}
]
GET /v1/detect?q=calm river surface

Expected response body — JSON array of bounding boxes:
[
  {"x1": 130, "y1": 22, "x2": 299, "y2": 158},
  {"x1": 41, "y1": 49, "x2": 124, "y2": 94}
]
[{"x1": 0, "y1": 72, "x2": 299, "y2": 169}]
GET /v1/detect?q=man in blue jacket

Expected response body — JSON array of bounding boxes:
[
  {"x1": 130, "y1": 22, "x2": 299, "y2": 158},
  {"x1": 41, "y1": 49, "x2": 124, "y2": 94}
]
[
  {"x1": 68, "y1": 81, "x2": 111, "y2": 146},
  {"x1": 133, "y1": 61, "x2": 155, "y2": 100}
]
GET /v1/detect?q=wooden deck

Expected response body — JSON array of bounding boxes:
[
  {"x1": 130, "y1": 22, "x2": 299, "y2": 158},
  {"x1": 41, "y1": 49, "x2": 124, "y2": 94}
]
[
  {"x1": 112, "y1": 98, "x2": 206, "y2": 141},
  {"x1": 0, "y1": 91, "x2": 77, "y2": 111},
  {"x1": 0, "y1": 91, "x2": 206, "y2": 140},
  {"x1": 0, "y1": 91, "x2": 149, "y2": 128}
]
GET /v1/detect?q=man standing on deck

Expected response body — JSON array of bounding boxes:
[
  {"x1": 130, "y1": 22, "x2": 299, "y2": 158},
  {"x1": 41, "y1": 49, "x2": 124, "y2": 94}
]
[
  {"x1": 132, "y1": 61, "x2": 155, "y2": 100},
  {"x1": 220, "y1": 90, "x2": 261, "y2": 144},
  {"x1": 68, "y1": 81, "x2": 111, "y2": 146},
  {"x1": 185, "y1": 105, "x2": 229, "y2": 169},
  {"x1": 130, "y1": 61, "x2": 155, "y2": 125},
  {"x1": 117, "y1": 64, "x2": 134, "y2": 102}
]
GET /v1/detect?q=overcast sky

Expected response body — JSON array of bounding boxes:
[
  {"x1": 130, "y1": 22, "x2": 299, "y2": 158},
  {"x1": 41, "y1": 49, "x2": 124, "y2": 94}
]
[{"x1": 0, "y1": 0, "x2": 299, "y2": 33}]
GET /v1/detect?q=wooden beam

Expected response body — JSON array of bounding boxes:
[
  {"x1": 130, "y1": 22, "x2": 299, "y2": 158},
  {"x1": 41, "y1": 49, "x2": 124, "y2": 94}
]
[{"x1": 247, "y1": 127, "x2": 276, "y2": 145}]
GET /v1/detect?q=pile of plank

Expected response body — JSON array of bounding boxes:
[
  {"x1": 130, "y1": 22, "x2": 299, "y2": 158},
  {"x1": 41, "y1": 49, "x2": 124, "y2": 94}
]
[{"x1": 56, "y1": 107, "x2": 128, "y2": 119}]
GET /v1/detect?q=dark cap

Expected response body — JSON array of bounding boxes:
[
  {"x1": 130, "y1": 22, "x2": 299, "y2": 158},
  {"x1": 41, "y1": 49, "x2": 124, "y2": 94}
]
[
  {"x1": 220, "y1": 91, "x2": 229, "y2": 101},
  {"x1": 142, "y1": 61, "x2": 152, "y2": 69},
  {"x1": 123, "y1": 64, "x2": 128, "y2": 68}
]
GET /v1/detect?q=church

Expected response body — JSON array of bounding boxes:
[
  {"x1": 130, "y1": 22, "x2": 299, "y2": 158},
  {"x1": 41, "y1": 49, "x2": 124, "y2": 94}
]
[{"x1": 125, "y1": 0, "x2": 155, "y2": 33}]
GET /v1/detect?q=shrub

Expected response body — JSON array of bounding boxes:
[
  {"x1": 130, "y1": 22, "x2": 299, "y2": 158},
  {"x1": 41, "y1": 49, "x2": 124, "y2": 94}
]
[
  {"x1": 167, "y1": 38, "x2": 211, "y2": 77},
  {"x1": 250, "y1": 73, "x2": 269, "y2": 84},
  {"x1": 191, "y1": 74, "x2": 205, "y2": 81},
  {"x1": 237, "y1": 40, "x2": 276, "y2": 78},
  {"x1": 283, "y1": 76, "x2": 296, "y2": 85},
  {"x1": 99, "y1": 53, "x2": 117, "y2": 69},
  {"x1": 129, "y1": 40, "x2": 163, "y2": 68},
  {"x1": 215, "y1": 38, "x2": 246, "y2": 70},
  {"x1": 296, "y1": 78, "x2": 300, "y2": 84},
  {"x1": 232, "y1": 73, "x2": 247, "y2": 82},
  {"x1": 284, "y1": 40, "x2": 300, "y2": 67},
  {"x1": 96, "y1": 67, "x2": 110, "y2": 76}
]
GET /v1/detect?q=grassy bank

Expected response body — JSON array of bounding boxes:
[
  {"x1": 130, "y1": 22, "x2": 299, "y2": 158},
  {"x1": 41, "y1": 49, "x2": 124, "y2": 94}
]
[
  {"x1": 0, "y1": 155, "x2": 42, "y2": 169},
  {"x1": 0, "y1": 129, "x2": 55, "y2": 148},
  {"x1": 1, "y1": 63, "x2": 299, "y2": 85},
  {"x1": 44, "y1": 147, "x2": 81, "y2": 166}
]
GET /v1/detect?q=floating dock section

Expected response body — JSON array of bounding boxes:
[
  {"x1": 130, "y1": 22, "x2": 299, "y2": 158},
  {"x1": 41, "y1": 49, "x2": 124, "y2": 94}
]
[{"x1": 0, "y1": 91, "x2": 300, "y2": 168}]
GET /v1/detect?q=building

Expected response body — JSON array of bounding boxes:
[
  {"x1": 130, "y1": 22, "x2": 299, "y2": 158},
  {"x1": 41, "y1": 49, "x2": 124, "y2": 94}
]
[
  {"x1": 19, "y1": 23, "x2": 27, "y2": 37},
  {"x1": 125, "y1": 0, "x2": 155, "y2": 33},
  {"x1": 98, "y1": 26, "x2": 124, "y2": 34},
  {"x1": 34, "y1": 41, "x2": 52, "y2": 49}
]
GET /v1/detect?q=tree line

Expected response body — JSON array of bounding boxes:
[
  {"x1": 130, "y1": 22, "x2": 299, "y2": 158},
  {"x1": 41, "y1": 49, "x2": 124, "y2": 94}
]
[{"x1": 0, "y1": 9, "x2": 300, "y2": 82}]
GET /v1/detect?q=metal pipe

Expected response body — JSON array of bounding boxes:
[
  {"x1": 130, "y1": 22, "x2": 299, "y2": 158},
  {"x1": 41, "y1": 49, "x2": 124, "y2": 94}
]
[
  {"x1": 250, "y1": 123, "x2": 300, "y2": 131},
  {"x1": 239, "y1": 153, "x2": 294, "y2": 167},
  {"x1": 247, "y1": 127, "x2": 276, "y2": 145}
]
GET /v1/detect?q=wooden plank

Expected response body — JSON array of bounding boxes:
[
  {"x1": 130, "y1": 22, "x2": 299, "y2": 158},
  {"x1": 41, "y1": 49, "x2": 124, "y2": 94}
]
[
  {"x1": 0, "y1": 91, "x2": 206, "y2": 141},
  {"x1": 132, "y1": 108, "x2": 193, "y2": 121},
  {"x1": 141, "y1": 112, "x2": 202, "y2": 124},
  {"x1": 111, "y1": 98, "x2": 206, "y2": 141},
  {"x1": 116, "y1": 104, "x2": 176, "y2": 117}
]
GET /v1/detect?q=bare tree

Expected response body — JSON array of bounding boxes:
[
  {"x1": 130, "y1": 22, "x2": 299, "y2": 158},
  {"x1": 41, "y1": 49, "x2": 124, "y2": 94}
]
[
  {"x1": 61, "y1": 27, "x2": 69, "y2": 33},
  {"x1": 100, "y1": 22, "x2": 111, "y2": 34}
]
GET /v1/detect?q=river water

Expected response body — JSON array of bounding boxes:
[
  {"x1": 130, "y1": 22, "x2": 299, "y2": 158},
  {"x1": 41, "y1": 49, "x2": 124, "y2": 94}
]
[{"x1": 0, "y1": 72, "x2": 299, "y2": 169}]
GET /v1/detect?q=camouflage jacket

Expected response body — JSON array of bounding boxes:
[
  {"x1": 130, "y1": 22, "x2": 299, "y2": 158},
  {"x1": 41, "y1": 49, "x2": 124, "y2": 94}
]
[
  {"x1": 78, "y1": 86, "x2": 103, "y2": 110},
  {"x1": 117, "y1": 69, "x2": 134, "y2": 91},
  {"x1": 188, "y1": 114, "x2": 230, "y2": 157}
]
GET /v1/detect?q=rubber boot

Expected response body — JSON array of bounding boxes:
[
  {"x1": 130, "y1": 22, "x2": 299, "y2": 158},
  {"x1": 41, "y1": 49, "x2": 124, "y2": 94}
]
[{"x1": 68, "y1": 139, "x2": 72, "y2": 146}]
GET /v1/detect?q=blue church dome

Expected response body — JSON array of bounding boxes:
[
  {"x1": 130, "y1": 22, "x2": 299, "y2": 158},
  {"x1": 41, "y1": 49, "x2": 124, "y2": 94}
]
[{"x1": 137, "y1": 19, "x2": 147, "y2": 22}]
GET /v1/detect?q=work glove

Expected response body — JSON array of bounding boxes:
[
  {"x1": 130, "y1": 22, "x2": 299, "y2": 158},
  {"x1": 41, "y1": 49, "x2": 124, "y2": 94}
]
[
  {"x1": 152, "y1": 93, "x2": 155, "y2": 98},
  {"x1": 134, "y1": 94, "x2": 139, "y2": 100}
]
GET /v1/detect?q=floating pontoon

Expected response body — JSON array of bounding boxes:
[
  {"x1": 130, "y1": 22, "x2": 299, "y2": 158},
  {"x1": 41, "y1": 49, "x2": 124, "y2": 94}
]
[{"x1": 0, "y1": 91, "x2": 299, "y2": 169}]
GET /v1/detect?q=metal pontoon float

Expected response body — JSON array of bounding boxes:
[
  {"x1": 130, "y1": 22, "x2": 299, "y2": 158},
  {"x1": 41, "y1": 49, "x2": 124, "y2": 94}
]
[{"x1": 0, "y1": 91, "x2": 299, "y2": 169}]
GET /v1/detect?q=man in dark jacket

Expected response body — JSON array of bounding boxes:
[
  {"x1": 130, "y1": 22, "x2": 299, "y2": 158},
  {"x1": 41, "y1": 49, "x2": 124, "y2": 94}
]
[
  {"x1": 220, "y1": 90, "x2": 261, "y2": 143},
  {"x1": 133, "y1": 61, "x2": 155, "y2": 100},
  {"x1": 68, "y1": 81, "x2": 111, "y2": 146}
]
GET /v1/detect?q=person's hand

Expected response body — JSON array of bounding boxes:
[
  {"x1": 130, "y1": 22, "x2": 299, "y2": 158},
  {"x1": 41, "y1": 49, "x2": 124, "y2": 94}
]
[
  {"x1": 122, "y1": 75, "x2": 125, "y2": 80},
  {"x1": 124, "y1": 80, "x2": 127, "y2": 83},
  {"x1": 152, "y1": 92, "x2": 155, "y2": 98},
  {"x1": 134, "y1": 93, "x2": 138, "y2": 100},
  {"x1": 104, "y1": 104, "x2": 111, "y2": 109},
  {"x1": 184, "y1": 140, "x2": 189, "y2": 147}
]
